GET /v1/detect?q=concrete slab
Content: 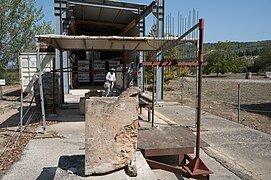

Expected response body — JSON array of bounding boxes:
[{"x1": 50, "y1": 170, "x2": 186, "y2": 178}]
[
  {"x1": 2, "y1": 122, "x2": 85, "y2": 180},
  {"x1": 156, "y1": 103, "x2": 271, "y2": 180},
  {"x1": 47, "y1": 104, "x2": 84, "y2": 122},
  {"x1": 138, "y1": 126, "x2": 208, "y2": 150},
  {"x1": 2, "y1": 121, "x2": 156, "y2": 180}
]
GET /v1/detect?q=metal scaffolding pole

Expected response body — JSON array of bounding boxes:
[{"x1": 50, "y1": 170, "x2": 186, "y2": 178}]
[
  {"x1": 36, "y1": 46, "x2": 46, "y2": 132},
  {"x1": 156, "y1": 0, "x2": 164, "y2": 102},
  {"x1": 20, "y1": 83, "x2": 23, "y2": 139},
  {"x1": 138, "y1": 11, "x2": 145, "y2": 91},
  {"x1": 60, "y1": 50, "x2": 64, "y2": 104}
]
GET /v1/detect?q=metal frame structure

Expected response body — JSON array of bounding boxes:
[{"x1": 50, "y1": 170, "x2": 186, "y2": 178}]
[
  {"x1": 142, "y1": 19, "x2": 212, "y2": 179},
  {"x1": 54, "y1": 0, "x2": 157, "y2": 99}
]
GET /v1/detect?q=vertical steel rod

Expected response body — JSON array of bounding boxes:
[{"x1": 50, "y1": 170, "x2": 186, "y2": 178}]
[
  {"x1": 237, "y1": 84, "x2": 241, "y2": 123},
  {"x1": 91, "y1": 47, "x2": 94, "y2": 87},
  {"x1": 60, "y1": 50, "x2": 64, "y2": 104},
  {"x1": 37, "y1": 47, "x2": 46, "y2": 132},
  {"x1": 195, "y1": 66, "x2": 199, "y2": 128},
  {"x1": 20, "y1": 84, "x2": 23, "y2": 139},
  {"x1": 0, "y1": 86, "x2": 2, "y2": 99},
  {"x1": 152, "y1": 66, "x2": 155, "y2": 127},
  {"x1": 52, "y1": 56, "x2": 57, "y2": 114},
  {"x1": 122, "y1": 45, "x2": 126, "y2": 91},
  {"x1": 196, "y1": 19, "x2": 204, "y2": 159}
]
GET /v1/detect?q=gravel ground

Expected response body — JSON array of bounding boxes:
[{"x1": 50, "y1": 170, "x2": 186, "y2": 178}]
[{"x1": 164, "y1": 74, "x2": 271, "y2": 134}]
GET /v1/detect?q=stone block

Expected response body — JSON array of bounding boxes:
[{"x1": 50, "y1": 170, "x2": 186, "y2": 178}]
[
  {"x1": 79, "y1": 97, "x2": 85, "y2": 115},
  {"x1": 265, "y1": 72, "x2": 271, "y2": 78},
  {"x1": 85, "y1": 87, "x2": 140, "y2": 175},
  {"x1": 245, "y1": 72, "x2": 252, "y2": 79},
  {"x1": 80, "y1": 91, "x2": 103, "y2": 116}
]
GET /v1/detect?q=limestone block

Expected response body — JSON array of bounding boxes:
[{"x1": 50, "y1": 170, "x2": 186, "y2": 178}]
[
  {"x1": 245, "y1": 72, "x2": 252, "y2": 79},
  {"x1": 80, "y1": 91, "x2": 102, "y2": 116},
  {"x1": 79, "y1": 97, "x2": 85, "y2": 115},
  {"x1": 85, "y1": 87, "x2": 140, "y2": 175},
  {"x1": 265, "y1": 72, "x2": 271, "y2": 78}
]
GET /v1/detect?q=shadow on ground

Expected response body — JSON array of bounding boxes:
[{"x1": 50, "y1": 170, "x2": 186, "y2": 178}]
[
  {"x1": 240, "y1": 103, "x2": 271, "y2": 118},
  {"x1": 3, "y1": 90, "x2": 21, "y2": 97},
  {"x1": 37, "y1": 155, "x2": 85, "y2": 179},
  {"x1": 0, "y1": 106, "x2": 40, "y2": 128},
  {"x1": 36, "y1": 167, "x2": 58, "y2": 180}
]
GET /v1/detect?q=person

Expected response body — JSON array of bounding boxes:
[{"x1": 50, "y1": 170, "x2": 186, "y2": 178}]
[{"x1": 105, "y1": 68, "x2": 116, "y2": 97}]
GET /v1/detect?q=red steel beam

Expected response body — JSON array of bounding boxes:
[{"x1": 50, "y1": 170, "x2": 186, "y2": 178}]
[
  {"x1": 196, "y1": 18, "x2": 204, "y2": 159},
  {"x1": 146, "y1": 159, "x2": 210, "y2": 179},
  {"x1": 142, "y1": 61, "x2": 207, "y2": 67}
]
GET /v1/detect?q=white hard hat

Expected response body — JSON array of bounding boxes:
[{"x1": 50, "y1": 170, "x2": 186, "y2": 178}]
[{"x1": 110, "y1": 68, "x2": 115, "y2": 72}]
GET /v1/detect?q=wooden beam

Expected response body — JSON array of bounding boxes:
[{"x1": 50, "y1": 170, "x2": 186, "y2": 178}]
[{"x1": 75, "y1": 19, "x2": 126, "y2": 29}]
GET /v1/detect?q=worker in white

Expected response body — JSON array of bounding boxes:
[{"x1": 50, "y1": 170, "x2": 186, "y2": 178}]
[{"x1": 105, "y1": 68, "x2": 116, "y2": 97}]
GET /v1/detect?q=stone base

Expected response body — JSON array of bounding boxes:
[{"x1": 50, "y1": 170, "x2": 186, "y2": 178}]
[{"x1": 54, "y1": 151, "x2": 156, "y2": 180}]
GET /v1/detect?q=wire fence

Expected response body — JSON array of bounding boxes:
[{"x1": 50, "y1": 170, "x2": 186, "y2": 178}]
[
  {"x1": 163, "y1": 76, "x2": 271, "y2": 133},
  {"x1": 0, "y1": 96, "x2": 39, "y2": 169}
]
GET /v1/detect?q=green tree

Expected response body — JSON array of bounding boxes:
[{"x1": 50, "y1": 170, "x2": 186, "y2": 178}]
[
  {"x1": 23, "y1": 20, "x2": 54, "y2": 52},
  {"x1": 252, "y1": 46, "x2": 271, "y2": 71},
  {"x1": 204, "y1": 42, "x2": 249, "y2": 76},
  {"x1": 0, "y1": 0, "x2": 44, "y2": 66}
]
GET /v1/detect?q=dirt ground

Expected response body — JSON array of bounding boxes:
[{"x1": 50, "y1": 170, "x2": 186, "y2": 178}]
[
  {"x1": 164, "y1": 73, "x2": 271, "y2": 134},
  {"x1": 0, "y1": 85, "x2": 40, "y2": 178}
]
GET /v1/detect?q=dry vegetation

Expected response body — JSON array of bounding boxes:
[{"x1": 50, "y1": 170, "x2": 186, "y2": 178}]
[{"x1": 164, "y1": 73, "x2": 271, "y2": 134}]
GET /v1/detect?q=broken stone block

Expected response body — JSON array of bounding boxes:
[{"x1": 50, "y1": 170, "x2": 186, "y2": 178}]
[
  {"x1": 126, "y1": 158, "x2": 137, "y2": 177},
  {"x1": 80, "y1": 90, "x2": 102, "y2": 115},
  {"x1": 85, "y1": 87, "x2": 140, "y2": 175}
]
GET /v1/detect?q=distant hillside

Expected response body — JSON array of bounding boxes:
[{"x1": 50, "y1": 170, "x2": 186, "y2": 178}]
[{"x1": 205, "y1": 40, "x2": 271, "y2": 56}]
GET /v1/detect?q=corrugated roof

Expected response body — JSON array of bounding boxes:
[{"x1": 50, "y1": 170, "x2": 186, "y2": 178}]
[{"x1": 36, "y1": 35, "x2": 178, "y2": 51}]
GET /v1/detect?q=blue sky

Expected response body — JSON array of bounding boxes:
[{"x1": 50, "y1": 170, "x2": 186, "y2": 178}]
[{"x1": 36, "y1": 0, "x2": 271, "y2": 43}]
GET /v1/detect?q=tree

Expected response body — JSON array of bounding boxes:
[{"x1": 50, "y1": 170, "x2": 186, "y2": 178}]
[
  {"x1": 252, "y1": 46, "x2": 271, "y2": 72},
  {"x1": 0, "y1": 0, "x2": 44, "y2": 67},
  {"x1": 204, "y1": 42, "x2": 249, "y2": 76},
  {"x1": 23, "y1": 20, "x2": 54, "y2": 52}
]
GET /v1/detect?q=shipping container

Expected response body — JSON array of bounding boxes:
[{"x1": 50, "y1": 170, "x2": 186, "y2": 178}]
[{"x1": 19, "y1": 52, "x2": 55, "y2": 94}]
